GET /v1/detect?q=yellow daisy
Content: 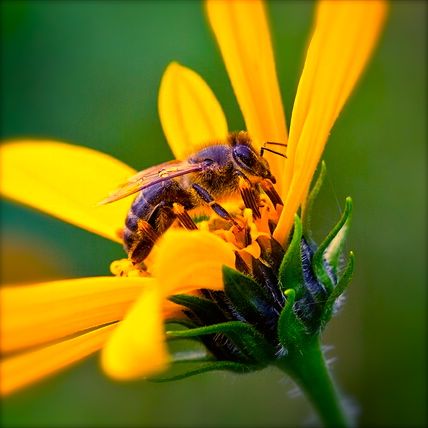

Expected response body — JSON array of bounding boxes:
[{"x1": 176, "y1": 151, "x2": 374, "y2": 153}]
[{"x1": 0, "y1": 0, "x2": 386, "y2": 400}]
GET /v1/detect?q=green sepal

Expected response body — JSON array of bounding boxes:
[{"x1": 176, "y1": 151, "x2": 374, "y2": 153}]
[
  {"x1": 148, "y1": 361, "x2": 255, "y2": 383},
  {"x1": 165, "y1": 318, "x2": 196, "y2": 329},
  {"x1": 302, "y1": 161, "x2": 327, "y2": 242},
  {"x1": 278, "y1": 215, "x2": 304, "y2": 297},
  {"x1": 168, "y1": 341, "x2": 213, "y2": 362},
  {"x1": 320, "y1": 251, "x2": 355, "y2": 328},
  {"x1": 167, "y1": 321, "x2": 273, "y2": 364},
  {"x1": 312, "y1": 197, "x2": 353, "y2": 293},
  {"x1": 324, "y1": 198, "x2": 353, "y2": 277},
  {"x1": 168, "y1": 293, "x2": 224, "y2": 325},
  {"x1": 222, "y1": 265, "x2": 275, "y2": 325},
  {"x1": 165, "y1": 322, "x2": 213, "y2": 361},
  {"x1": 277, "y1": 289, "x2": 309, "y2": 351}
]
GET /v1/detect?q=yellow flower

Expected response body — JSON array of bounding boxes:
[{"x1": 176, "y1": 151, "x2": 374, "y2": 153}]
[{"x1": 0, "y1": 0, "x2": 386, "y2": 396}]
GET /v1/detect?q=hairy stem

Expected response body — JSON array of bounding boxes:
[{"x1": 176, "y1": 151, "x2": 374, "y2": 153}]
[{"x1": 276, "y1": 337, "x2": 350, "y2": 427}]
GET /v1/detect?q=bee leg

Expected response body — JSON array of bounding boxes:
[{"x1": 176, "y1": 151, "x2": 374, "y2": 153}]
[
  {"x1": 128, "y1": 219, "x2": 160, "y2": 264},
  {"x1": 172, "y1": 203, "x2": 198, "y2": 230},
  {"x1": 260, "y1": 179, "x2": 283, "y2": 207},
  {"x1": 237, "y1": 176, "x2": 261, "y2": 219},
  {"x1": 192, "y1": 183, "x2": 240, "y2": 228}
]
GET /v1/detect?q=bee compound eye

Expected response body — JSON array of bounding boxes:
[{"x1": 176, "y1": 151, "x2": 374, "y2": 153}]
[
  {"x1": 233, "y1": 144, "x2": 256, "y2": 169},
  {"x1": 203, "y1": 158, "x2": 214, "y2": 166}
]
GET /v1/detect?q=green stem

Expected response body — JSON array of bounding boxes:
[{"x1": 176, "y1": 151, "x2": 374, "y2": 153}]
[{"x1": 276, "y1": 337, "x2": 350, "y2": 427}]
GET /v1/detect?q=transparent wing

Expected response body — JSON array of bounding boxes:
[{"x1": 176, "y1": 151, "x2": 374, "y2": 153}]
[{"x1": 99, "y1": 159, "x2": 204, "y2": 205}]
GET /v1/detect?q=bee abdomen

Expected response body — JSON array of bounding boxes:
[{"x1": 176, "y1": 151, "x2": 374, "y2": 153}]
[
  {"x1": 123, "y1": 223, "x2": 136, "y2": 253},
  {"x1": 123, "y1": 195, "x2": 178, "y2": 263},
  {"x1": 122, "y1": 182, "x2": 195, "y2": 263},
  {"x1": 125, "y1": 211, "x2": 139, "y2": 232},
  {"x1": 123, "y1": 195, "x2": 153, "y2": 253}
]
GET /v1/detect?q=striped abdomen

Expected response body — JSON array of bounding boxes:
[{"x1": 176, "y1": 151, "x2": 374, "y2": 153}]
[{"x1": 123, "y1": 180, "x2": 194, "y2": 263}]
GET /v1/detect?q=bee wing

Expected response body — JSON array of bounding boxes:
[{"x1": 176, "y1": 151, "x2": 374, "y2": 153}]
[{"x1": 99, "y1": 159, "x2": 204, "y2": 205}]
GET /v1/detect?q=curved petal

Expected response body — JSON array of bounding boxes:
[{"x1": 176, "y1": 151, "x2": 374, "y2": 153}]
[
  {"x1": 275, "y1": 0, "x2": 387, "y2": 244},
  {"x1": 206, "y1": 0, "x2": 287, "y2": 191},
  {"x1": 1, "y1": 276, "x2": 151, "y2": 353},
  {"x1": 152, "y1": 229, "x2": 236, "y2": 295},
  {"x1": 159, "y1": 62, "x2": 228, "y2": 160},
  {"x1": 1, "y1": 323, "x2": 116, "y2": 396},
  {"x1": 102, "y1": 230, "x2": 236, "y2": 380},
  {"x1": 0, "y1": 141, "x2": 136, "y2": 243},
  {"x1": 101, "y1": 284, "x2": 168, "y2": 380}
]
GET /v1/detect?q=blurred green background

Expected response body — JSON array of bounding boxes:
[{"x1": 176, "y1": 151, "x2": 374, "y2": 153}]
[{"x1": 1, "y1": 1, "x2": 426, "y2": 427}]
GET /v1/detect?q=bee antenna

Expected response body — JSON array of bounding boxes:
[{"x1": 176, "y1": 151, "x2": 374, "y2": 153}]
[
  {"x1": 265, "y1": 141, "x2": 288, "y2": 147},
  {"x1": 260, "y1": 147, "x2": 287, "y2": 158}
]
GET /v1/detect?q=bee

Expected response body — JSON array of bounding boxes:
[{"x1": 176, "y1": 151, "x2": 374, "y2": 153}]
[{"x1": 101, "y1": 131, "x2": 285, "y2": 264}]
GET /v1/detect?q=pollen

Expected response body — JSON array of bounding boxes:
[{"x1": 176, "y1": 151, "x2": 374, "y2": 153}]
[{"x1": 110, "y1": 258, "x2": 150, "y2": 277}]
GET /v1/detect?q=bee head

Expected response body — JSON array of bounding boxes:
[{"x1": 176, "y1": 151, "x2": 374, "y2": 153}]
[{"x1": 230, "y1": 132, "x2": 276, "y2": 183}]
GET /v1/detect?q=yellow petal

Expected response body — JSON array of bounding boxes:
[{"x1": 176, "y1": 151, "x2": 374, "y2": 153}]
[
  {"x1": 206, "y1": 0, "x2": 288, "y2": 191},
  {"x1": 101, "y1": 284, "x2": 168, "y2": 380},
  {"x1": 152, "y1": 230, "x2": 236, "y2": 295},
  {"x1": 0, "y1": 141, "x2": 136, "y2": 243},
  {"x1": 1, "y1": 276, "x2": 151, "y2": 353},
  {"x1": 275, "y1": 0, "x2": 387, "y2": 244},
  {"x1": 0, "y1": 323, "x2": 116, "y2": 396},
  {"x1": 159, "y1": 62, "x2": 228, "y2": 160}
]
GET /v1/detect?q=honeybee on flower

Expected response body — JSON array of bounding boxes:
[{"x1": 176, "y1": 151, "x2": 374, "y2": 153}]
[
  {"x1": 101, "y1": 131, "x2": 284, "y2": 265},
  {"x1": 0, "y1": 1, "x2": 387, "y2": 426}
]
